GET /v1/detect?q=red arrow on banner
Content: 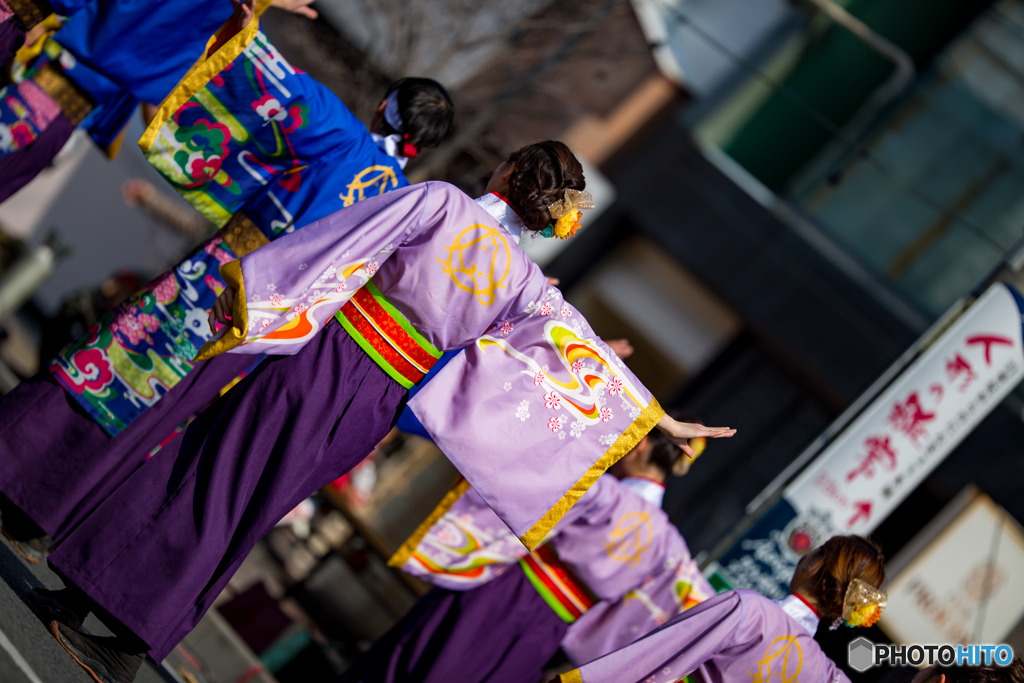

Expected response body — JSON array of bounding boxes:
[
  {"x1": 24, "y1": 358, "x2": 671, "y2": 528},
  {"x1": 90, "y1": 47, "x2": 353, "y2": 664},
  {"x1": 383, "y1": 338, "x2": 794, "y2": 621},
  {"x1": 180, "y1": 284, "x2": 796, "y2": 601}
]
[{"x1": 848, "y1": 501, "x2": 872, "y2": 527}]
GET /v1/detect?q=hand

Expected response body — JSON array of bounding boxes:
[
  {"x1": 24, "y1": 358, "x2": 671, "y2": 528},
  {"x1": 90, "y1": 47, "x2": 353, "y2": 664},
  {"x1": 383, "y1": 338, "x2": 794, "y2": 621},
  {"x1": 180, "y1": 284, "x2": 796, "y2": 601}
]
[
  {"x1": 606, "y1": 338, "x2": 633, "y2": 359},
  {"x1": 121, "y1": 179, "x2": 155, "y2": 208},
  {"x1": 208, "y1": 287, "x2": 237, "y2": 333},
  {"x1": 546, "y1": 276, "x2": 560, "y2": 286},
  {"x1": 655, "y1": 415, "x2": 735, "y2": 459},
  {"x1": 230, "y1": 0, "x2": 258, "y2": 31},
  {"x1": 271, "y1": 0, "x2": 318, "y2": 19}
]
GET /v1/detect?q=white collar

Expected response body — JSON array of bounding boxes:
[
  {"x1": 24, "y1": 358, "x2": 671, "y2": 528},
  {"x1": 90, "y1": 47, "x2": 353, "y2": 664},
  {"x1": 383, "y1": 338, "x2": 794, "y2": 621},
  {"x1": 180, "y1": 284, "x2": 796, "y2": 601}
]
[
  {"x1": 370, "y1": 132, "x2": 409, "y2": 170},
  {"x1": 619, "y1": 477, "x2": 665, "y2": 508},
  {"x1": 773, "y1": 594, "x2": 820, "y2": 636},
  {"x1": 474, "y1": 192, "x2": 525, "y2": 244}
]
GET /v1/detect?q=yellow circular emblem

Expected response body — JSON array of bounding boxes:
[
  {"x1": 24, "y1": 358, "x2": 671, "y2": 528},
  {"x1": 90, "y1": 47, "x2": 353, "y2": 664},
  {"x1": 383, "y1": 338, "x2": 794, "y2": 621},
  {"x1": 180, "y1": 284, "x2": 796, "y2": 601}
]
[
  {"x1": 603, "y1": 512, "x2": 653, "y2": 567},
  {"x1": 340, "y1": 165, "x2": 400, "y2": 207},
  {"x1": 437, "y1": 224, "x2": 511, "y2": 306},
  {"x1": 750, "y1": 635, "x2": 803, "y2": 683}
]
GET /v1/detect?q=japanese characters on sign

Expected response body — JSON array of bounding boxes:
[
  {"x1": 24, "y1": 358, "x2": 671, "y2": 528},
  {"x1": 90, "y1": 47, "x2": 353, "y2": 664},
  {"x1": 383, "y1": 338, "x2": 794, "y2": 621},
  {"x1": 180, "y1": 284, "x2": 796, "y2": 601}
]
[{"x1": 707, "y1": 283, "x2": 1024, "y2": 596}]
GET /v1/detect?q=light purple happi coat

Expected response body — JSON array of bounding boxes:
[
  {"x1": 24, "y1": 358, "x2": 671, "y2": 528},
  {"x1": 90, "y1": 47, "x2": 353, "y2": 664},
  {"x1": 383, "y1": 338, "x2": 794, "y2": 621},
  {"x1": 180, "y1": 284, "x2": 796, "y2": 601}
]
[
  {"x1": 564, "y1": 589, "x2": 851, "y2": 683},
  {"x1": 200, "y1": 182, "x2": 663, "y2": 547},
  {"x1": 561, "y1": 527, "x2": 714, "y2": 666}
]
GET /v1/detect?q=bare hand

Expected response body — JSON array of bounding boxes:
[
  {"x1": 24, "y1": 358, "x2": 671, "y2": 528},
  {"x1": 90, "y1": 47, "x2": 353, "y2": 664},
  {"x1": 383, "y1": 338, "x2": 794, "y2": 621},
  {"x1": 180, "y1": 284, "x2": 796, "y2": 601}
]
[
  {"x1": 271, "y1": 0, "x2": 318, "y2": 18},
  {"x1": 546, "y1": 276, "x2": 560, "y2": 287},
  {"x1": 606, "y1": 338, "x2": 633, "y2": 359},
  {"x1": 655, "y1": 415, "x2": 735, "y2": 459},
  {"x1": 208, "y1": 287, "x2": 237, "y2": 333},
  {"x1": 121, "y1": 179, "x2": 155, "y2": 208},
  {"x1": 230, "y1": 0, "x2": 258, "y2": 31}
]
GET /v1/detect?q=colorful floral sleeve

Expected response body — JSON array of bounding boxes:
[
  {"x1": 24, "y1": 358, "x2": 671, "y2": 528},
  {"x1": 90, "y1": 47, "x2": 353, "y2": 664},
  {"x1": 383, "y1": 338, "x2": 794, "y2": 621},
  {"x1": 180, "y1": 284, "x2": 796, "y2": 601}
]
[{"x1": 408, "y1": 288, "x2": 665, "y2": 551}]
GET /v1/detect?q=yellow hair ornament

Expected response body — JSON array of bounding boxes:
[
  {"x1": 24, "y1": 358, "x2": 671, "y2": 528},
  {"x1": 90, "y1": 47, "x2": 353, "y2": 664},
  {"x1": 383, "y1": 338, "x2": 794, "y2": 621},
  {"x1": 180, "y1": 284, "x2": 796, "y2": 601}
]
[{"x1": 544, "y1": 189, "x2": 595, "y2": 240}]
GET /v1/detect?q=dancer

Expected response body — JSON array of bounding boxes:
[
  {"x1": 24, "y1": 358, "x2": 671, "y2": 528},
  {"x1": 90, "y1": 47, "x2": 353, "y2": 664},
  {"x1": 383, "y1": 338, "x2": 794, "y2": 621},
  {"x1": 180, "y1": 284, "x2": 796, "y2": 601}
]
[
  {"x1": 341, "y1": 414, "x2": 713, "y2": 683},
  {"x1": 0, "y1": 0, "x2": 314, "y2": 200},
  {"x1": 556, "y1": 535, "x2": 887, "y2": 683},
  {"x1": 0, "y1": 4, "x2": 453, "y2": 558},
  {"x1": 37, "y1": 142, "x2": 734, "y2": 683}
]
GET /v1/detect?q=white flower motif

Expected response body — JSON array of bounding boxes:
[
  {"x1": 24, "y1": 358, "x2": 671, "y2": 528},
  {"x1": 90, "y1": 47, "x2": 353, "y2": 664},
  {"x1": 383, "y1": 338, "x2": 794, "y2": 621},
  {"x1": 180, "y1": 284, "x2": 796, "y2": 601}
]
[
  {"x1": 306, "y1": 295, "x2": 317, "y2": 303},
  {"x1": 547, "y1": 416, "x2": 564, "y2": 433},
  {"x1": 600, "y1": 407, "x2": 613, "y2": 423},
  {"x1": 292, "y1": 302, "x2": 308, "y2": 314},
  {"x1": 533, "y1": 371, "x2": 545, "y2": 386},
  {"x1": 570, "y1": 420, "x2": 585, "y2": 438},
  {"x1": 254, "y1": 96, "x2": 289, "y2": 123},
  {"x1": 524, "y1": 301, "x2": 540, "y2": 315},
  {"x1": 560, "y1": 305, "x2": 571, "y2": 318},
  {"x1": 599, "y1": 434, "x2": 618, "y2": 446},
  {"x1": 539, "y1": 302, "x2": 553, "y2": 316},
  {"x1": 499, "y1": 321, "x2": 513, "y2": 336},
  {"x1": 558, "y1": 431, "x2": 566, "y2": 440},
  {"x1": 503, "y1": 382, "x2": 512, "y2": 392},
  {"x1": 267, "y1": 283, "x2": 277, "y2": 291},
  {"x1": 260, "y1": 319, "x2": 270, "y2": 329},
  {"x1": 571, "y1": 319, "x2": 584, "y2": 334},
  {"x1": 269, "y1": 293, "x2": 284, "y2": 306},
  {"x1": 663, "y1": 668, "x2": 672, "y2": 676},
  {"x1": 543, "y1": 391, "x2": 562, "y2": 411},
  {"x1": 364, "y1": 260, "x2": 379, "y2": 276},
  {"x1": 335, "y1": 282, "x2": 347, "y2": 293},
  {"x1": 516, "y1": 400, "x2": 530, "y2": 421},
  {"x1": 323, "y1": 266, "x2": 337, "y2": 280},
  {"x1": 298, "y1": 263, "x2": 308, "y2": 271},
  {"x1": 630, "y1": 406, "x2": 641, "y2": 420},
  {"x1": 608, "y1": 377, "x2": 624, "y2": 396},
  {"x1": 571, "y1": 359, "x2": 585, "y2": 374}
]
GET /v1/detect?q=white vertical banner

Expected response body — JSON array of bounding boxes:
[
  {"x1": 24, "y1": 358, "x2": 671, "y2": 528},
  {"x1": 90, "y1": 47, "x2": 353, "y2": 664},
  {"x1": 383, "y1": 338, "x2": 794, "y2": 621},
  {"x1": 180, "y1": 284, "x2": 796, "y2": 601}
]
[{"x1": 784, "y1": 283, "x2": 1024, "y2": 536}]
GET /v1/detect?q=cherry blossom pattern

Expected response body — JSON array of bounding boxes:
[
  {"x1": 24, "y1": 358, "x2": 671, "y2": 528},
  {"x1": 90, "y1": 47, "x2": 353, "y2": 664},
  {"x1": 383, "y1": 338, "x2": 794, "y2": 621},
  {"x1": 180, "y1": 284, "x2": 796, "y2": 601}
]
[
  {"x1": 516, "y1": 400, "x2": 530, "y2": 421},
  {"x1": 608, "y1": 377, "x2": 624, "y2": 396},
  {"x1": 570, "y1": 358, "x2": 585, "y2": 374},
  {"x1": 335, "y1": 282, "x2": 347, "y2": 293},
  {"x1": 260, "y1": 319, "x2": 271, "y2": 330},
  {"x1": 110, "y1": 310, "x2": 161, "y2": 346},
  {"x1": 503, "y1": 382, "x2": 512, "y2": 392},
  {"x1": 533, "y1": 371, "x2": 545, "y2": 386},
  {"x1": 570, "y1": 420, "x2": 586, "y2": 438},
  {"x1": 543, "y1": 391, "x2": 562, "y2": 410},
  {"x1": 599, "y1": 434, "x2": 618, "y2": 446},
  {"x1": 558, "y1": 431, "x2": 566, "y2": 440},
  {"x1": 539, "y1": 302, "x2": 553, "y2": 316},
  {"x1": 298, "y1": 263, "x2": 308, "y2": 271},
  {"x1": 364, "y1": 261, "x2": 379, "y2": 276},
  {"x1": 547, "y1": 416, "x2": 564, "y2": 433},
  {"x1": 267, "y1": 283, "x2": 277, "y2": 291},
  {"x1": 560, "y1": 305, "x2": 571, "y2": 318},
  {"x1": 499, "y1": 321, "x2": 513, "y2": 336},
  {"x1": 291, "y1": 302, "x2": 308, "y2": 315},
  {"x1": 599, "y1": 406, "x2": 613, "y2": 423},
  {"x1": 269, "y1": 293, "x2": 284, "y2": 307}
]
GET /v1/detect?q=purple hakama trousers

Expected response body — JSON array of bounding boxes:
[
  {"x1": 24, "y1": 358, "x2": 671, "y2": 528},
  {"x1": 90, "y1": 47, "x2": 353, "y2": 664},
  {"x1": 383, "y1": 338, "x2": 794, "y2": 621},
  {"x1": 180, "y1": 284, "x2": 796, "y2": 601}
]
[
  {"x1": 0, "y1": 112, "x2": 75, "y2": 203},
  {"x1": 0, "y1": 17, "x2": 24, "y2": 66},
  {"x1": 340, "y1": 566, "x2": 569, "y2": 683},
  {"x1": 50, "y1": 322, "x2": 407, "y2": 662},
  {"x1": 0, "y1": 353, "x2": 257, "y2": 541}
]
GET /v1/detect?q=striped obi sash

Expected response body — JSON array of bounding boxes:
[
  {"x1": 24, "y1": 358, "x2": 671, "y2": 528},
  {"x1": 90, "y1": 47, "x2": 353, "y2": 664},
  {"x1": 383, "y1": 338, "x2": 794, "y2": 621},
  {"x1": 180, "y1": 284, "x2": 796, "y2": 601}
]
[
  {"x1": 334, "y1": 281, "x2": 442, "y2": 389},
  {"x1": 519, "y1": 544, "x2": 596, "y2": 624}
]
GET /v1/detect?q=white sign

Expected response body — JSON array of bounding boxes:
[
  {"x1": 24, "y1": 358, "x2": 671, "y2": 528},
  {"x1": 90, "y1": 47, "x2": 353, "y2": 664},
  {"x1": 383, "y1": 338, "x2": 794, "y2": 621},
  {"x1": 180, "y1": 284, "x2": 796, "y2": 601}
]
[
  {"x1": 784, "y1": 283, "x2": 1024, "y2": 535},
  {"x1": 881, "y1": 493, "x2": 1024, "y2": 645}
]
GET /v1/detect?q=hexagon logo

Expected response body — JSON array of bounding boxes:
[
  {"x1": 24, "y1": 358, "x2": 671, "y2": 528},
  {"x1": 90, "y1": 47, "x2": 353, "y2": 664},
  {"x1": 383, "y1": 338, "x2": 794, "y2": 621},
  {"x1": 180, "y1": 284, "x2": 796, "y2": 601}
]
[{"x1": 848, "y1": 637, "x2": 875, "y2": 673}]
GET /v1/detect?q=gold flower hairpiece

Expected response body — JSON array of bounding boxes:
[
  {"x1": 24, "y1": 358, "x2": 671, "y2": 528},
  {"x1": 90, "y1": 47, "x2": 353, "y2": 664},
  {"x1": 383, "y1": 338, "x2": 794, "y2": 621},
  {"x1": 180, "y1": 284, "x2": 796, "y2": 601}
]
[
  {"x1": 545, "y1": 189, "x2": 595, "y2": 240},
  {"x1": 835, "y1": 578, "x2": 887, "y2": 630}
]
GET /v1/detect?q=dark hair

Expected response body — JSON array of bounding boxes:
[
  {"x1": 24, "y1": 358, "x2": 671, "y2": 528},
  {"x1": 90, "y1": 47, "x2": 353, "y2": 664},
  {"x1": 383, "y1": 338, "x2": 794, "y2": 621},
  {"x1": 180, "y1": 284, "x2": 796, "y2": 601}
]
[
  {"x1": 796, "y1": 535, "x2": 885, "y2": 620},
  {"x1": 384, "y1": 78, "x2": 454, "y2": 149},
  {"x1": 644, "y1": 409, "x2": 690, "y2": 478},
  {"x1": 938, "y1": 659, "x2": 1024, "y2": 683},
  {"x1": 505, "y1": 141, "x2": 586, "y2": 232}
]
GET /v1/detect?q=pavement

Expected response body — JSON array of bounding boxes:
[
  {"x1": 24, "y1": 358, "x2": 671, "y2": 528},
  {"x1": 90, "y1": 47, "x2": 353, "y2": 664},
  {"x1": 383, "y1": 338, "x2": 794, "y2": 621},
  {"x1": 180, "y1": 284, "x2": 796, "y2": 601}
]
[{"x1": 0, "y1": 532, "x2": 190, "y2": 683}]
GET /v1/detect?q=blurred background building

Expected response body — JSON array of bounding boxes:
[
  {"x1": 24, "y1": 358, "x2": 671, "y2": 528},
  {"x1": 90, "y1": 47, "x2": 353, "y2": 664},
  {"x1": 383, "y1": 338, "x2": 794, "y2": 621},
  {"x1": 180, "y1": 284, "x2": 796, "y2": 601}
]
[{"x1": 1, "y1": 0, "x2": 1023, "y2": 681}]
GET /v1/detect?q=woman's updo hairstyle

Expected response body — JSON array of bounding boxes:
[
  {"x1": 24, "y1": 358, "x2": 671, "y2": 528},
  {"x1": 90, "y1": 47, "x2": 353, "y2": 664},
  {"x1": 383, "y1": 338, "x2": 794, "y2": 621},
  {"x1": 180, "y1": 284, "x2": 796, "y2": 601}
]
[
  {"x1": 505, "y1": 141, "x2": 586, "y2": 232},
  {"x1": 796, "y1": 535, "x2": 885, "y2": 620},
  {"x1": 384, "y1": 77, "x2": 455, "y2": 149}
]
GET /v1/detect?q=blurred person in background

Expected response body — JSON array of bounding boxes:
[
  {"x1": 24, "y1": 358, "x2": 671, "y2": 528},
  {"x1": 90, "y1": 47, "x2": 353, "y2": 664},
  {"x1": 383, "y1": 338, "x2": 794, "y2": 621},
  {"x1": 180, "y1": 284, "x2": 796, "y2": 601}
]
[
  {"x1": 121, "y1": 179, "x2": 216, "y2": 245},
  {"x1": 343, "y1": 410, "x2": 713, "y2": 683},
  {"x1": 33, "y1": 142, "x2": 732, "y2": 683},
  {"x1": 915, "y1": 659, "x2": 1024, "y2": 683},
  {"x1": 0, "y1": 0, "x2": 319, "y2": 201},
  {"x1": 556, "y1": 535, "x2": 887, "y2": 683},
  {"x1": 0, "y1": 0, "x2": 454, "y2": 564}
]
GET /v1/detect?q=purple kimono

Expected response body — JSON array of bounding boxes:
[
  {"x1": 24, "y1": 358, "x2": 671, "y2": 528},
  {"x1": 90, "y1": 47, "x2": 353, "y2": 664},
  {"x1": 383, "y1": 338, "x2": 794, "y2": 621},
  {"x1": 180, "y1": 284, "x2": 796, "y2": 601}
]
[
  {"x1": 385, "y1": 473, "x2": 713, "y2": 677},
  {"x1": 49, "y1": 183, "x2": 664, "y2": 663},
  {"x1": 560, "y1": 590, "x2": 850, "y2": 683}
]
